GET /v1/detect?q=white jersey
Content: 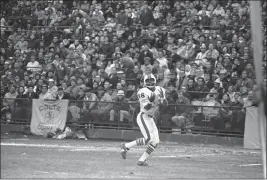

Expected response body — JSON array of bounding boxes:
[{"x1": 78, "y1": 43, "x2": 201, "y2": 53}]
[{"x1": 137, "y1": 86, "x2": 166, "y2": 117}]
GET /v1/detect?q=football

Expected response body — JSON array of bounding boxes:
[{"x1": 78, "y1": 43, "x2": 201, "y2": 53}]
[{"x1": 120, "y1": 57, "x2": 135, "y2": 69}]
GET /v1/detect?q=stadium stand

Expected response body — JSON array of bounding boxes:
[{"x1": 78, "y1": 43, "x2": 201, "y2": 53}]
[{"x1": 1, "y1": 0, "x2": 266, "y2": 136}]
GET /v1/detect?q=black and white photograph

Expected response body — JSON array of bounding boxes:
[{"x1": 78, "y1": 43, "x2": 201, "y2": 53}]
[{"x1": 0, "y1": 0, "x2": 266, "y2": 179}]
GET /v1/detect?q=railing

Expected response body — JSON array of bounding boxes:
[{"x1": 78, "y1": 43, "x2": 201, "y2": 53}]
[{"x1": 1, "y1": 97, "x2": 246, "y2": 137}]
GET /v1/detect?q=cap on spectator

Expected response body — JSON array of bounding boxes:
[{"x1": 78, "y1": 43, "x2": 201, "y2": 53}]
[
  {"x1": 80, "y1": 84, "x2": 86, "y2": 89},
  {"x1": 48, "y1": 79, "x2": 54, "y2": 82},
  {"x1": 197, "y1": 77, "x2": 204, "y2": 81},
  {"x1": 204, "y1": 30, "x2": 210, "y2": 34},
  {"x1": 28, "y1": 84, "x2": 34, "y2": 88},
  {"x1": 49, "y1": 46, "x2": 55, "y2": 51},
  {"x1": 219, "y1": 69, "x2": 227, "y2": 74},
  {"x1": 172, "y1": 46, "x2": 178, "y2": 50},
  {"x1": 215, "y1": 79, "x2": 221, "y2": 84},
  {"x1": 15, "y1": 50, "x2": 21, "y2": 54},
  {"x1": 200, "y1": 44, "x2": 206, "y2": 49},
  {"x1": 85, "y1": 36, "x2": 90, "y2": 41},
  {"x1": 117, "y1": 90, "x2": 124, "y2": 96},
  {"x1": 58, "y1": 86, "x2": 63, "y2": 91},
  {"x1": 4, "y1": 61, "x2": 10, "y2": 65}
]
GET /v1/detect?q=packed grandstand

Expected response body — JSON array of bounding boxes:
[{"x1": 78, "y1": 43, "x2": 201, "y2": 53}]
[{"x1": 0, "y1": 0, "x2": 266, "y2": 134}]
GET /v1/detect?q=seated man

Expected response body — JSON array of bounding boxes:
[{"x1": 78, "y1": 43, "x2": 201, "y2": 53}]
[
  {"x1": 90, "y1": 86, "x2": 113, "y2": 123},
  {"x1": 171, "y1": 91, "x2": 194, "y2": 133},
  {"x1": 110, "y1": 90, "x2": 132, "y2": 123}
]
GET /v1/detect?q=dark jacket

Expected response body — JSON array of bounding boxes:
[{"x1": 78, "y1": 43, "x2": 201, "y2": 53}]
[
  {"x1": 140, "y1": 8, "x2": 154, "y2": 26},
  {"x1": 113, "y1": 97, "x2": 130, "y2": 112},
  {"x1": 56, "y1": 93, "x2": 71, "y2": 100}
]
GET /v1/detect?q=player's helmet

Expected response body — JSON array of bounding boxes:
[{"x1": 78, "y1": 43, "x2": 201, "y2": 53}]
[{"x1": 143, "y1": 74, "x2": 156, "y2": 89}]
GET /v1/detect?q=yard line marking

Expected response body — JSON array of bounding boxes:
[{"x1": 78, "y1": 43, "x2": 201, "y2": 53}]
[
  {"x1": 239, "y1": 164, "x2": 262, "y2": 167},
  {"x1": 1, "y1": 142, "x2": 214, "y2": 159},
  {"x1": 8, "y1": 139, "x2": 29, "y2": 141}
]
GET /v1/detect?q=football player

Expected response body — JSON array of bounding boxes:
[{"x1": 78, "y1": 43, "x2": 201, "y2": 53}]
[{"x1": 120, "y1": 74, "x2": 168, "y2": 166}]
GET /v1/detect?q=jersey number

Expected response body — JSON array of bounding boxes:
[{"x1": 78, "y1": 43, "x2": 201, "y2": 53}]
[{"x1": 138, "y1": 93, "x2": 145, "y2": 99}]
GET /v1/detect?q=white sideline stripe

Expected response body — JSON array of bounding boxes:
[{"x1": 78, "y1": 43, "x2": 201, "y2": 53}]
[
  {"x1": 239, "y1": 164, "x2": 262, "y2": 167},
  {"x1": 1, "y1": 142, "x2": 121, "y2": 151},
  {"x1": 1, "y1": 142, "x2": 210, "y2": 158}
]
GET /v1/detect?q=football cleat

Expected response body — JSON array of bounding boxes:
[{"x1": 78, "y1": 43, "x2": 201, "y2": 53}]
[
  {"x1": 120, "y1": 143, "x2": 129, "y2": 159},
  {"x1": 137, "y1": 160, "x2": 148, "y2": 166}
]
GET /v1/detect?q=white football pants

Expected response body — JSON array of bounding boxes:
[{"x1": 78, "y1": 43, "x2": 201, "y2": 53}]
[{"x1": 136, "y1": 112, "x2": 160, "y2": 145}]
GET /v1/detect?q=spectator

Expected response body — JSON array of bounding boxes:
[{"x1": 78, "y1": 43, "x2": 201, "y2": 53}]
[
  {"x1": 26, "y1": 55, "x2": 41, "y2": 72},
  {"x1": 48, "y1": 79, "x2": 58, "y2": 98},
  {"x1": 139, "y1": 3, "x2": 154, "y2": 26},
  {"x1": 109, "y1": 90, "x2": 132, "y2": 123},
  {"x1": 1, "y1": 0, "x2": 265, "y2": 132},
  {"x1": 90, "y1": 86, "x2": 112, "y2": 123},
  {"x1": 171, "y1": 91, "x2": 194, "y2": 133},
  {"x1": 235, "y1": 70, "x2": 254, "y2": 91},
  {"x1": 56, "y1": 87, "x2": 71, "y2": 100},
  {"x1": 38, "y1": 84, "x2": 54, "y2": 100}
]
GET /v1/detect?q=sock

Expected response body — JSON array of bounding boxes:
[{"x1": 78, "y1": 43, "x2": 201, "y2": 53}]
[
  {"x1": 125, "y1": 138, "x2": 145, "y2": 149},
  {"x1": 139, "y1": 143, "x2": 156, "y2": 162}
]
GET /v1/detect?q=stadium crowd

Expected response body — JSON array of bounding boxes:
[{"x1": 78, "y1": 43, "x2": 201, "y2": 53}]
[{"x1": 0, "y1": 0, "x2": 266, "y2": 132}]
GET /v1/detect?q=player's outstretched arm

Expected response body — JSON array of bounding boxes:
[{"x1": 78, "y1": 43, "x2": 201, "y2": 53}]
[
  {"x1": 158, "y1": 87, "x2": 168, "y2": 106},
  {"x1": 161, "y1": 98, "x2": 168, "y2": 106}
]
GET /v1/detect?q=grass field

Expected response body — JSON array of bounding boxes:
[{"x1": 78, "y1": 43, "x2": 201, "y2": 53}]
[{"x1": 1, "y1": 134, "x2": 263, "y2": 179}]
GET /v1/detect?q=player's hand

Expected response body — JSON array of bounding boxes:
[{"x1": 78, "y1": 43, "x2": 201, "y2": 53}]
[
  {"x1": 159, "y1": 88, "x2": 164, "y2": 98},
  {"x1": 149, "y1": 92, "x2": 156, "y2": 102},
  {"x1": 161, "y1": 99, "x2": 168, "y2": 106}
]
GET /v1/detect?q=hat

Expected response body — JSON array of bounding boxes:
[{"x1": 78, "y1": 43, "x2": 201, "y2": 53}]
[
  {"x1": 85, "y1": 36, "x2": 90, "y2": 41},
  {"x1": 48, "y1": 79, "x2": 54, "y2": 82},
  {"x1": 117, "y1": 90, "x2": 124, "y2": 96},
  {"x1": 200, "y1": 44, "x2": 206, "y2": 49},
  {"x1": 15, "y1": 50, "x2": 21, "y2": 54},
  {"x1": 214, "y1": 78, "x2": 221, "y2": 84},
  {"x1": 49, "y1": 45, "x2": 55, "y2": 50},
  {"x1": 219, "y1": 69, "x2": 227, "y2": 74},
  {"x1": 204, "y1": 30, "x2": 210, "y2": 34}
]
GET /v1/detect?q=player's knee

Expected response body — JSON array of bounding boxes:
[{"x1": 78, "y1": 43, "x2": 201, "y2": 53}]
[
  {"x1": 171, "y1": 116, "x2": 177, "y2": 122},
  {"x1": 144, "y1": 137, "x2": 151, "y2": 145},
  {"x1": 153, "y1": 136, "x2": 160, "y2": 145}
]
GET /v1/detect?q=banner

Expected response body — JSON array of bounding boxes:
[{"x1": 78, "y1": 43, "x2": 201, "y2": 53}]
[
  {"x1": 244, "y1": 107, "x2": 261, "y2": 149},
  {"x1": 30, "y1": 99, "x2": 69, "y2": 136},
  {"x1": 191, "y1": 100, "x2": 219, "y2": 117}
]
